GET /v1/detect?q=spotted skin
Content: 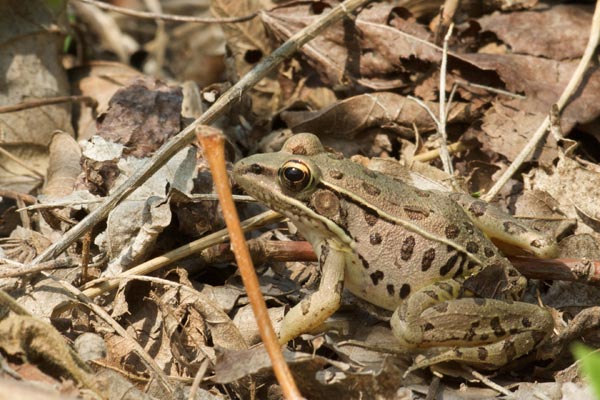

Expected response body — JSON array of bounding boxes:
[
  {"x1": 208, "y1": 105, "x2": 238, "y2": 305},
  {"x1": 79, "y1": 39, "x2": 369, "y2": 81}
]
[{"x1": 233, "y1": 133, "x2": 557, "y2": 372}]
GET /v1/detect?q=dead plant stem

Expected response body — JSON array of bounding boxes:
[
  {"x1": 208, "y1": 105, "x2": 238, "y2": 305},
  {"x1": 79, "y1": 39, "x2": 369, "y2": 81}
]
[
  {"x1": 198, "y1": 128, "x2": 302, "y2": 399},
  {"x1": 437, "y1": 23, "x2": 454, "y2": 175}
]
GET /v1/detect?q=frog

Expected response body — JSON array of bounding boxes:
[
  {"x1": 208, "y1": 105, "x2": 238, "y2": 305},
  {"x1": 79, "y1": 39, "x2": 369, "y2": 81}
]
[{"x1": 233, "y1": 133, "x2": 558, "y2": 372}]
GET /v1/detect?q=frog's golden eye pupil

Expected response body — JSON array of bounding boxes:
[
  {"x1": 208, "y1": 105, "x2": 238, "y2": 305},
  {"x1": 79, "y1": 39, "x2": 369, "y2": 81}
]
[{"x1": 279, "y1": 160, "x2": 312, "y2": 192}]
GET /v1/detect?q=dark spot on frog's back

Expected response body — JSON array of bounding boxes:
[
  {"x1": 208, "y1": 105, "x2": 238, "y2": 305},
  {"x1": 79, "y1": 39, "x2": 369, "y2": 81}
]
[
  {"x1": 401, "y1": 236, "x2": 415, "y2": 260},
  {"x1": 490, "y1": 316, "x2": 506, "y2": 337},
  {"x1": 466, "y1": 241, "x2": 479, "y2": 254},
  {"x1": 364, "y1": 209, "x2": 378, "y2": 226},
  {"x1": 370, "y1": 232, "x2": 382, "y2": 245},
  {"x1": 386, "y1": 284, "x2": 395, "y2": 295},
  {"x1": 421, "y1": 248, "x2": 436, "y2": 271},
  {"x1": 399, "y1": 283, "x2": 411, "y2": 299},
  {"x1": 370, "y1": 270, "x2": 384, "y2": 285},
  {"x1": 358, "y1": 253, "x2": 370, "y2": 269},
  {"x1": 439, "y1": 253, "x2": 462, "y2": 276},
  {"x1": 445, "y1": 224, "x2": 460, "y2": 239},
  {"x1": 463, "y1": 222, "x2": 475, "y2": 234},
  {"x1": 433, "y1": 302, "x2": 449, "y2": 313},
  {"x1": 329, "y1": 170, "x2": 343, "y2": 179},
  {"x1": 403, "y1": 206, "x2": 429, "y2": 220},
  {"x1": 478, "y1": 347, "x2": 488, "y2": 361},
  {"x1": 414, "y1": 188, "x2": 430, "y2": 198},
  {"x1": 362, "y1": 181, "x2": 381, "y2": 196},
  {"x1": 469, "y1": 201, "x2": 487, "y2": 217}
]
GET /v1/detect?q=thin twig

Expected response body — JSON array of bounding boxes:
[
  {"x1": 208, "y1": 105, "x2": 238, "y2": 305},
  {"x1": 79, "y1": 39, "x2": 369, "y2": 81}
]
[
  {"x1": 482, "y1": 0, "x2": 600, "y2": 202},
  {"x1": 464, "y1": 366, "x2": 513, "y2": 397},
  {"x1": 17, "y1": 194, "x2": 255, "y2": 212},
  {"x1": 188, "y1": 358, "x2": 210, "y2": 400},
  {"x1": 407, "y1": 96, "x2": 439, "y2": 126},
  {"x1": 0, "y1": 95, "x2": 97, "y2": 114},
  {"x1": 437, "y1": 23, "x2": 454, "y2": 175},
  {"x1": 74, "y1": 0, "x2": 258, "y2": 24},
  {"x1": 413, "y1": 141, "x2": 470, "y2": 163},
  {"x1": 33, "y1": 0, "x2": 370, "y2": 265},
  {"x1": 455, "y1": 81, "x2": 526, "y2": 100},
  {"x1": 0, "y1": 258, "x2": 75, "y2": 279},
  {"x1": 197, "y1": 128, "x2": 301, "y2": 399}
]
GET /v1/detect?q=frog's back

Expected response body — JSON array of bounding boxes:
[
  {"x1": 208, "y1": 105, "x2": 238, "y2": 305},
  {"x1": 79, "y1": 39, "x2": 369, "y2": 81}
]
[{"x1": 314, "y1": 153, "x2": 519, "y2": 311}]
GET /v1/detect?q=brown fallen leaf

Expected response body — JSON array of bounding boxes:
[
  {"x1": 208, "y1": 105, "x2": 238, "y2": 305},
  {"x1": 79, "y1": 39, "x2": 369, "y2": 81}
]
[
  {"x1": 69, "y1": 61, "x2": 143, "y2": 141},
  {"x1": 476, "y1": 4, "x2": 592, "y2": 60},
  {"x1": 262, "y1": 2, "x2": 440, "y2": 89},
  {"x1": 281, "y1": 92, "x2": 478, "y2": 140},
  {"x1": 96, "y1": 78, "x2": 183, "y2": 158}
]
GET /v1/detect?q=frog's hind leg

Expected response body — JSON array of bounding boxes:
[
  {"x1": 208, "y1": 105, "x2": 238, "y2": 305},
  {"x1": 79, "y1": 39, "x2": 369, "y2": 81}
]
[{"x1": 390, "y1": 280, "x2": 553, "y2": 373}]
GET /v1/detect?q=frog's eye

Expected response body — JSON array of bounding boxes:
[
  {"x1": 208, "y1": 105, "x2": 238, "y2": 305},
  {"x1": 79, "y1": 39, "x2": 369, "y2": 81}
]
[{"x1": 279, "y1": 160, "x2": 314, "y2": 192}]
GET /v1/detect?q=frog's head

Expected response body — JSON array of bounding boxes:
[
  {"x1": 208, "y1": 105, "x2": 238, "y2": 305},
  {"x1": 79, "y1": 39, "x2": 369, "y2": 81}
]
[{"x1": 233, "y1": 133, "x2": 326, "y2": 213}]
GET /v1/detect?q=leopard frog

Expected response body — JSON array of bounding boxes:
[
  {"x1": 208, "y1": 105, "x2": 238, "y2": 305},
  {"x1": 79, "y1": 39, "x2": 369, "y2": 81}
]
[{"x1": 233, "y1": 133, "x2": 557, "y2": 371}]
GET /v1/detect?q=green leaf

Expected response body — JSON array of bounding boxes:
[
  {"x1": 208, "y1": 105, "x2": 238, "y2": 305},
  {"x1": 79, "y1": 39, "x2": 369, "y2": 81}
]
[{"x1": 571, "y1": 342, "x2": 600, "y2": 398}]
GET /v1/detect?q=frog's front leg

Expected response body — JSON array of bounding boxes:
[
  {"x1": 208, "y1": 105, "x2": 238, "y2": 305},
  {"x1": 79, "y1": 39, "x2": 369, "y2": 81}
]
[
  {"x1": 390, "y1": 279, "x2": 553, "y2": 370},
  {"x1": 278, "y1": 242, "x2": 346, "y2": 344}
]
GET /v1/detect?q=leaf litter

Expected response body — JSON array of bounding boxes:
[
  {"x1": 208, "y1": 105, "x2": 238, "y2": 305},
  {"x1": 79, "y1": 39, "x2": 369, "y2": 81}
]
[{"x1": 1, "y1": 0, "x2": 600, "y2": 399}]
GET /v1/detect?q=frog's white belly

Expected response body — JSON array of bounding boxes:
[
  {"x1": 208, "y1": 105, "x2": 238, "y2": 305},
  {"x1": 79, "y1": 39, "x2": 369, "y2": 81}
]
[{"x1": 344, "y1": 251, "x2": 399, "y2": 311}]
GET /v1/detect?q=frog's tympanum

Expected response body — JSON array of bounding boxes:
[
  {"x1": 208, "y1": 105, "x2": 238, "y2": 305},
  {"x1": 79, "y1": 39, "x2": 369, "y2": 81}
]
[{"x1": 233, "y1": 133, "x2": 558, "y2": 372}]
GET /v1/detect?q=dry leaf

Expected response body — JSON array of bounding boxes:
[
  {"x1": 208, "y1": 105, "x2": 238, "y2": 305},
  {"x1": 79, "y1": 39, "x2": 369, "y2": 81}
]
[{"x1": 0, "y1": 1, "x2": 72, "y2": 192}]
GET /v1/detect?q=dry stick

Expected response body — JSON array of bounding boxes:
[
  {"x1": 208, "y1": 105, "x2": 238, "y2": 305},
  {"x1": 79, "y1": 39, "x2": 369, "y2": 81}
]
[
  {"x1": 482, "y1": 0, "x2": 600, "y2": 202},
  {"x1": 74, "y1": 0, "x2": 258, "y2": 23},
  {"x1": 197, "y1": 128, "x2": 302, "y2": 400},
  {"x1": 0, "y1": 95, "x2": 96, "y2": 114},
  {"x1": 17, "y1": 194, "x2": 255, "y2": 212},
  {"x1": 463, "y1": 366, "x2": 513, "y2": 397},
  {"x1": 33, "y1": 0, "x2": 370, "y2": 266},
  {"x1": 437, "y1": 23, "x2": 454, "y2": 175},
  {"x1": 0, "y1": 258, "x2": 75, "y2": 279}
]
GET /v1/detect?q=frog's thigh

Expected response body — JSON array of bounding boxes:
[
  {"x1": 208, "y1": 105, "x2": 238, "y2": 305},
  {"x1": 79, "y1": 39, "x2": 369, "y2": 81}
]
[
  {"x1": 391, "y1": 280, "x2": 553, "y2": 366},
  {"x1": 451, "y1": 193, "x2": 558, "y2": 259},
  {"x1": 278, "y1": 245, "x2": 345, "y2": 344}
]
